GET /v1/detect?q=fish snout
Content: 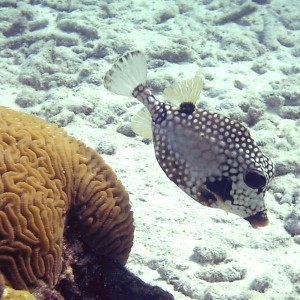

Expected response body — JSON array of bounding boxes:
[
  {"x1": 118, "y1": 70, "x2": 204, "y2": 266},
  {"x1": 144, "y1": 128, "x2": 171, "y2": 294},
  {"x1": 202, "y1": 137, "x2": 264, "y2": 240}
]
[{"x1": 244, "y1": 211, "x2": 269, "y2": 228}]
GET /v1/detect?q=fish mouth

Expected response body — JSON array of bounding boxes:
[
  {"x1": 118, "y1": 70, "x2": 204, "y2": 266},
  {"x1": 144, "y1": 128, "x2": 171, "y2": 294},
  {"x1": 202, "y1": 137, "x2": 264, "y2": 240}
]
[{"x1": 244, "y1": 211, "x2": 269, "y2": 228}]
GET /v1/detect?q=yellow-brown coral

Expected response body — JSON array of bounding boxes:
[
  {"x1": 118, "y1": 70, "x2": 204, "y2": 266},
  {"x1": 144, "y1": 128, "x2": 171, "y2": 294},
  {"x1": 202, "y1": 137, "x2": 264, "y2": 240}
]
[
  {"x1": 1, "y1": 286, "x2": 35, "y2": 300},
  {"x1": 0, "y1": 106, "x2": 134, "y2": 291}
]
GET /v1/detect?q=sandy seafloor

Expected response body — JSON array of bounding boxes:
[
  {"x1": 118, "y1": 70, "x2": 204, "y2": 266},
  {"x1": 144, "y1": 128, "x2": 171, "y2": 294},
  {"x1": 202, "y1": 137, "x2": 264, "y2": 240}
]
[{"x1": 0, "y1": 0, "x2": 300, "y2": 299}]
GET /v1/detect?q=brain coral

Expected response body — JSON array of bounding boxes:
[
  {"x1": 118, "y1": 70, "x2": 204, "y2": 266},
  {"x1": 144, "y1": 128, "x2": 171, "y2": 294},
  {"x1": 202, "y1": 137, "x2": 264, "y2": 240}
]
[{"x1": 0, "y1": 106, "x2": 134, "y2": 291}]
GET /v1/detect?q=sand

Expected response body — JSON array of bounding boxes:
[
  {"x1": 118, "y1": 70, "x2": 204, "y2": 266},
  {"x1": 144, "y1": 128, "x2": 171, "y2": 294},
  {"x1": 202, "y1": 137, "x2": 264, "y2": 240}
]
[{"x1": 0, "y1": 0, "x2": 299, "y2": 299}]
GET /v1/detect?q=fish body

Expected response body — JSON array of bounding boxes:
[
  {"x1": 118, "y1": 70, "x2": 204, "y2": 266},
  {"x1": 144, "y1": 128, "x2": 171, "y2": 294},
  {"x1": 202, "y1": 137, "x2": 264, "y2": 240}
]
[{"x1": 104, "y1": 51, "x2": 274, "y2": 228}]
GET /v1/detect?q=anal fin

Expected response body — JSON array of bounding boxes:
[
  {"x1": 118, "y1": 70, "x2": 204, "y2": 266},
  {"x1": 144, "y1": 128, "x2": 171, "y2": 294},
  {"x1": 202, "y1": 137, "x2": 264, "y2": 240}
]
[{"x1": 131, "y1": 107, "x2": 153, "y2": 139}]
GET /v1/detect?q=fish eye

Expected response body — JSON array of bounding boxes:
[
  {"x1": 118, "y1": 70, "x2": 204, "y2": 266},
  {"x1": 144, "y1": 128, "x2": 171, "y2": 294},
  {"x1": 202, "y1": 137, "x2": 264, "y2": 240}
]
[{"x1": 243, "y1": 169, "x2": 267, "y2": 189}]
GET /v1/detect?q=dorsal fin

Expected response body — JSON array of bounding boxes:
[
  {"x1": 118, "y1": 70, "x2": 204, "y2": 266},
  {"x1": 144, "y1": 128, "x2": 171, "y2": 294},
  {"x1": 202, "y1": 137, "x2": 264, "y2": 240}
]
[
  {"x1": 163, "y1": 75, "x2": 203, "y2": 106},
  {"x1": 131, "y1": 107, "x2": 153, "y2": 139}
]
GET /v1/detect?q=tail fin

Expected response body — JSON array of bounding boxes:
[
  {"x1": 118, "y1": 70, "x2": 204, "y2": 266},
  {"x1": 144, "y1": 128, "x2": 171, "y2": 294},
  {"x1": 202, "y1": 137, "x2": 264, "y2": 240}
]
[{"x1": 104, "y1": 51, "x2": 147, "y2": 97}]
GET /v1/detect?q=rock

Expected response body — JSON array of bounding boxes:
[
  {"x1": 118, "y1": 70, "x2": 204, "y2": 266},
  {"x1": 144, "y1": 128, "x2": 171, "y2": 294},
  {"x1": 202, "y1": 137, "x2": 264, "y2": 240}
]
[
  {"x1": 284, "y1": 206, "x2": 300, "y2": 237},
  {"x1": 3, "y1": 18, "x2": 28, "y2": 37},
  {"x1": 15, "y1": 89, "x2": 43, "y2": 108},
  {"x1": 279, "y1": 106, "x2": 300, "y2": 120},
  {"x1": 196, "y1": 265, "x2": 246, "y2": 283},
  {"x1": 97, "y1": 143, "x2": 116, "y2": 155},
  {"x1": 149, "y1": 44, "x2": 193, "y2": 63},
  {"x1": 192, "y1": 243, "x2": 227, "y2": 265},
  {"x1": 250, "y1": 276, "x2": 272, "y2": 293},
  {"x1": 29, "y1": 19, "x2": 49, "y2": 31},
  {"x1": 47, "y1": 108, "x2": 74, "y2": 127},
  {"x1": 155, "y1": 5, "x2": 179, "y2": 24},
  {"x1": 263, "y1": 93, "x2": 285, "y2": 111},
  {"x1": 234, "y1": 79, "x2": 246, "y2": 90},
  {"x1": 0, "y1": 0, "x2": 17, "y2": 7},
  {"x1": 67, "y1": 97, "x2": 95, "y2": 115},
  {"x1": 18, "y1": 71, "x2": 42, "y2": 90},
  {"x1": 51, "y1": 32, "x2": 79, "y2": 47},
  {"x1": 251, "y1": 60, "x2": 268, "y2": 74},
  {"x1": 252, "y1": 0, "x2": 271, "y2": 4},
  {"x1": 117, "y1": 124, "x2": 136, "y2": 137},
  {"x1": 57, "y1": 19, "x2": 98, "y2": 40}
]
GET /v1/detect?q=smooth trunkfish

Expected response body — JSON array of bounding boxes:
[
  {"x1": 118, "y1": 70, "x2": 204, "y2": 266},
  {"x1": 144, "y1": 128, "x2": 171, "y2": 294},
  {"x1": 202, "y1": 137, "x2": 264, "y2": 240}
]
[{"x1": 104, "y1": 51, "x2": 275, "y2": 228}]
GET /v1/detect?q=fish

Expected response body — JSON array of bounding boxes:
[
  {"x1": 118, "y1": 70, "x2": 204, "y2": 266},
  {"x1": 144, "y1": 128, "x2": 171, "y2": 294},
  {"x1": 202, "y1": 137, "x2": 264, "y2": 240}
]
[{"x1": 104, "y1": 50, "x2": 275, "y2": 228}]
